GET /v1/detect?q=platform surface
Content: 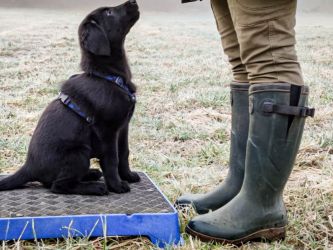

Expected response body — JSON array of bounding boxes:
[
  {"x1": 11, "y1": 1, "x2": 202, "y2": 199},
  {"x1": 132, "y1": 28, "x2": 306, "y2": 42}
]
[
  {"x1": 0, "y1": 172, "x2": 180, "y2": 247},
  {"x1": 0, "y1": 173, "x2": 173, "y2": 217}
]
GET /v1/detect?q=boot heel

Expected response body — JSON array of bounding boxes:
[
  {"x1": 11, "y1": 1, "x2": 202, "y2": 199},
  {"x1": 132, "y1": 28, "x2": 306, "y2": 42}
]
[{"x1": 258, "y1": 227, "x2": 286, "y2": 241}]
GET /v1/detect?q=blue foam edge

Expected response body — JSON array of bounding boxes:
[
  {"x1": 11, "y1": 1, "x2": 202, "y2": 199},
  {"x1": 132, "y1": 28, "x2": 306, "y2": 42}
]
[{"x1": 0, "y1": 173, "x2": 183, "y2": 248}]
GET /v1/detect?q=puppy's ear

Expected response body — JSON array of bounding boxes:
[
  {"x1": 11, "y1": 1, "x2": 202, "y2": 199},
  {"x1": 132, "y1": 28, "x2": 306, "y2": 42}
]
[{"x1": 81, "y1": 21, "x2": 111, "y2": 56}]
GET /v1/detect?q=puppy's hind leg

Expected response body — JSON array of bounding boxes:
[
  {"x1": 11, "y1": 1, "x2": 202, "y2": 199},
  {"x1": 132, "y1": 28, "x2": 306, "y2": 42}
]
[
  {"x1": 82, "y1": 169, "x2": 103, "y2": 182},
  {"x1": 51, "y1": 178, "x2": 108, "y2": 196},
  {"x1": 51, "y1": 152, "x2": 108, "y2": 196},
  {"x1": 51, "y1": 170, "x2": 108, "y2": 196}
]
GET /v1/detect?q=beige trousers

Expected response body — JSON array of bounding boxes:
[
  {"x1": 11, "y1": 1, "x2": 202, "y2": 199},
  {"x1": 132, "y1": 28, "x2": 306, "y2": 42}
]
[{"x1": 211, "y1": 0, "x2": 304, "y2": 85}]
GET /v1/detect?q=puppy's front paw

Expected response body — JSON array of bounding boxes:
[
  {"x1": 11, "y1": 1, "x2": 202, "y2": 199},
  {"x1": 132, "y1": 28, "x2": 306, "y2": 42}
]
[
  {"x1": 120, "y1": 171, "x2": 141, "y2": 183},
  {"x1": 108, "y1": 181, "x2": 130, "y2": 194}
]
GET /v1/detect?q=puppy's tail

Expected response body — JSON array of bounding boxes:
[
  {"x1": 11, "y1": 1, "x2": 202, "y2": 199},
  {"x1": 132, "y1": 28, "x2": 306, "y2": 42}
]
[{"x1": 0, "y1": 166, "x2": 32, "y2": 191}]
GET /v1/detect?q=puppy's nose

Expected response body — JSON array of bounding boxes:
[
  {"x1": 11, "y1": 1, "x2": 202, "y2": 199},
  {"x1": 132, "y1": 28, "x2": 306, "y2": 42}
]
[{"x1": 129, "y1": 0, "x2": 137, "y2": 5}]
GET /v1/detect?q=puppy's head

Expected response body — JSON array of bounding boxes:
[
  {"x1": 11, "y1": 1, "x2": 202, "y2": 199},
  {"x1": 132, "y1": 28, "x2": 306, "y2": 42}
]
[{"x1": 79, "y1": 0, "x2": 140, "y2": 56}]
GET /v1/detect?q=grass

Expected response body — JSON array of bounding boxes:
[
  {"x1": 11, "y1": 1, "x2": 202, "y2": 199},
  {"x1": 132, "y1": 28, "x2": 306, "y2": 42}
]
[{"x1": 0, "y1": 7, "x2": 333, "y2": 250}]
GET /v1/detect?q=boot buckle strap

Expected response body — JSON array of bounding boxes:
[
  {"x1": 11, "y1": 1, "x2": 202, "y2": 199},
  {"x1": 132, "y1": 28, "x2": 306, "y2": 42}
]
[{"x1": 263, "y1": 102, "x2": 315, "y2": 118}]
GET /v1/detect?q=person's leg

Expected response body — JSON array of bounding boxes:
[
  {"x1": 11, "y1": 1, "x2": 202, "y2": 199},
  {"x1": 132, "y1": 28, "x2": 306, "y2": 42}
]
[
  {"x1": 229, "y1": 0, "x2": 304, "y2": 85},
  {"x1": 186, "y1": 0, "x2": 315, "y2": 243},
  {"x1": 175, "y1": 0, "x2": 249, "y2": 213},
  {"x1": 211, "y1": 0, "x2": 248, "y2": 83}
]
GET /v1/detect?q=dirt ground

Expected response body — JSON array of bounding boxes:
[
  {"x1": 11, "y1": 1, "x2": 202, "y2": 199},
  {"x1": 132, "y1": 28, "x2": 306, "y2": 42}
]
[{"x1": 0, "y1": 6, "x2": 332, "y2": 250}]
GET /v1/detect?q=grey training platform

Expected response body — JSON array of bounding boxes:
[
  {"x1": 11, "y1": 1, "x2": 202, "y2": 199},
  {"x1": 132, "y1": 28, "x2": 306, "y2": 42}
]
[{"x1": 0, "y1": 172, "x2": 181, "y2": 247}]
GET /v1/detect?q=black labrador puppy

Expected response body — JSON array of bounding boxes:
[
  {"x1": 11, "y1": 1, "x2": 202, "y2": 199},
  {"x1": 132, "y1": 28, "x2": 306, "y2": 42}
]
[{"x1": 0, "y1": 0, "x2": 140, "y2": 195}]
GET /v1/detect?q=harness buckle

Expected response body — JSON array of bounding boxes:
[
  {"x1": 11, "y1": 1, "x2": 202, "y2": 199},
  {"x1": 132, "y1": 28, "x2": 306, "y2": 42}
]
[
  {"x1": 59, "y1": 93, "x2": 71, "y2": 105},
  {"x1": 115, "y1": 77, "x2": 124, "y2": 86},
  {"x1": 86, "y1": 116, "x2": 95, "y2": 124}
]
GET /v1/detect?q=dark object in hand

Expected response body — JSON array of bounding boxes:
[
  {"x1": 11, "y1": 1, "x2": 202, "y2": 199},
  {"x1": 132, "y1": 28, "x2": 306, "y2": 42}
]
[{"x1": 182, "y1": 0, "x2": 202, "y2": 3}]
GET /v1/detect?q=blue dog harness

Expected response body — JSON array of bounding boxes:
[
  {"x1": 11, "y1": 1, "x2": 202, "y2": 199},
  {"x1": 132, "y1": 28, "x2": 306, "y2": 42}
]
[
  {"x1": 91, "y1": 72, "x2": 136, "y2": 103},
  {"x1": 58, "y1": 92, "x2": 95, "y2": 124},
  {"x1": 58, "y1": 73, "x2": 136, "y2": 125}
]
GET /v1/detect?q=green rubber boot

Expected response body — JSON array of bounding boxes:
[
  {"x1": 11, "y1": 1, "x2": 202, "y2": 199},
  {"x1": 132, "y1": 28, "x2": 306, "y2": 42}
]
[
  {"x1": 176, "y1": 82, "x2": 250, "y2": 214},
  {"x1": 186, "y1": 83, "x2": 315, "y2": 244}
]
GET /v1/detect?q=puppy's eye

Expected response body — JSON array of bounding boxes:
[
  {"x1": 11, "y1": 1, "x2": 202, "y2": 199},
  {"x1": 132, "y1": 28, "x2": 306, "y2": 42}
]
[{"x1": 106, "y1": 9, "x2": 113, "y2": 16}]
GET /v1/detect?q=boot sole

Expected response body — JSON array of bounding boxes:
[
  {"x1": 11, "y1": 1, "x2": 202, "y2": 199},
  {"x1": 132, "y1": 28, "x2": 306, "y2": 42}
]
[{"x1": 186, "y1": 225, "x2": 286, "y2": 245}]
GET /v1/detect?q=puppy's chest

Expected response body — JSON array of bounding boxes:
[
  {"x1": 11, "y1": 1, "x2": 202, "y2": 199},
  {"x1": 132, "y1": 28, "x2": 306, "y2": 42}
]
[
  {"x1": 88, "y1": 79, "x2": 136, "y2": 126},
  {"x1": 102, "y1": 100, "x2": 135, "y2": 125}
]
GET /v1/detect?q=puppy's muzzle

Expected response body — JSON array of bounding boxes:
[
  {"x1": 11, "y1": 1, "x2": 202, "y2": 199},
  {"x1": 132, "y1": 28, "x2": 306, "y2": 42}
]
[
  {"x1": 126, "y1": 0, "x2": 139, "y2": 16},
  {"x1": 129, "y1": 0, "x2": 137, "y2": 5}
]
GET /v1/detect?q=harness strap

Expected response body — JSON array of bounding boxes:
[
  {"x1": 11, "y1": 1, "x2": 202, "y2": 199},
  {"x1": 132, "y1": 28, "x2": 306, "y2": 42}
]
[
  {"x1": 58, "y1": 93, "x2": 95, "y2": 124},
  {"x1": 91, "y1": 72, "x2": 136, "y2": 103},
  {"x1": 262, "y1": 102, "x2": 315, "y2": 118}
]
